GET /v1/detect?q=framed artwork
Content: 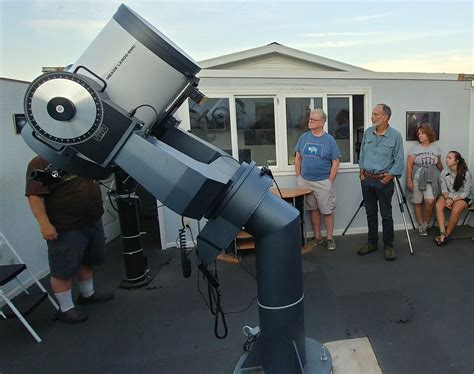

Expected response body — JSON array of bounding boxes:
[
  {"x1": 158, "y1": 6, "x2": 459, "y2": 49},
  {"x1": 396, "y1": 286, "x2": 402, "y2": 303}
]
[{"x1": 406, "y1": 111, "x2": 440, "y2": 141}]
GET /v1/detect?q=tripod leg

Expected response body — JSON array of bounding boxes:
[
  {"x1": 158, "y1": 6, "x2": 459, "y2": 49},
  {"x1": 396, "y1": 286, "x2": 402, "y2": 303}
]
[
  {"x1": 394, "y1": 179, "x2": 414, "y2": 255},
  {"x1": 396, "y1": 177, "x2": 415, "y2": 229},
  {"x1": 342, "y1": 200, "x2": 364, "y2": 236}
]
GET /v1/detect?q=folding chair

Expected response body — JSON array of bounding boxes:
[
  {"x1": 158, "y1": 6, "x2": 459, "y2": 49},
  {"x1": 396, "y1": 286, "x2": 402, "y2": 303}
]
[
  {"x1": 461, "y1": 204, "x2": 474, "y2": 225},
  {"x1": 0, "y1": 232, "x2": 58, "y2": 342}
]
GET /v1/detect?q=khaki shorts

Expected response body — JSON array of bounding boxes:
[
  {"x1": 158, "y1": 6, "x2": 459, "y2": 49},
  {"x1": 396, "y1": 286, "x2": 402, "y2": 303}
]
[
  {"x1": 297, "y1": 176, "x2": 336, "y2": 214},
  {"x1": 411, "y1": 180, "x2": 435, "y2": 204}
]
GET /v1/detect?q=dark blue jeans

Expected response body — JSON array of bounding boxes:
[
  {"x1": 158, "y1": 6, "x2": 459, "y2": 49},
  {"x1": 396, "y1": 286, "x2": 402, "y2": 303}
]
[{"x1": 361, "y1": 178, "x2": 395, "y2": 247}]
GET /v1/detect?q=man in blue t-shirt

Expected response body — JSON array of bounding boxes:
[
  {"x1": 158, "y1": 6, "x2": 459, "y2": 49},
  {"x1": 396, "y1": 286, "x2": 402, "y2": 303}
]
[{"x1": 295, "y1": 109, "x2": 341, "y2": 251}]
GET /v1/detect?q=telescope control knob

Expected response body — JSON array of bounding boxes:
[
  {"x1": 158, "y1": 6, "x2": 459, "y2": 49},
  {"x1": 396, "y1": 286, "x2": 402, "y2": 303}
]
[{"x1": 47, "y1": 96, "x2": 76, "y2": 121}]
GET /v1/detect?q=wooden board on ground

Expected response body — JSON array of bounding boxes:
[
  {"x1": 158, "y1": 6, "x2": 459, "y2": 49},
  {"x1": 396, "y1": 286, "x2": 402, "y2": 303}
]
[
  {"x1": 216, "y1": 253, "x2": 240, "y2": 264},
  {"x1": 324, "y1": 337, "x2": 382, "y2": 374}
]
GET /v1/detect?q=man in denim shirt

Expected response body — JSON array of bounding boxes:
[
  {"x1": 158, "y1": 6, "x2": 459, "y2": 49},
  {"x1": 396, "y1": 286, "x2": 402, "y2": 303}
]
[{"x1": 358, "y1": 104, "x2": 404, "y2": 261}]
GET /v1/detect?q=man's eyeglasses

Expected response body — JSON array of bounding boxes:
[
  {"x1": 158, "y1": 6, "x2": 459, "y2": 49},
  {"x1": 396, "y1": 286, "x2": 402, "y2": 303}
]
[{"x1": 308, "y1": 118, "x2": 324, "y2": 123}]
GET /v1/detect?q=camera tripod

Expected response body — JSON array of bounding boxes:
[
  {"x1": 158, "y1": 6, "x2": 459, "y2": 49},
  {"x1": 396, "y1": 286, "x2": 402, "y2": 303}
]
[{"x1": 342, "y1": 177, "x2": 415, "y2": 255}]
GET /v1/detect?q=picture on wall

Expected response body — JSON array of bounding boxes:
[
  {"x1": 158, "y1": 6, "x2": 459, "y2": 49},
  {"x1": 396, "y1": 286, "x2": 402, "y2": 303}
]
[{"x1": 406, "y1": 111, "x2": 440, "y2": 141}]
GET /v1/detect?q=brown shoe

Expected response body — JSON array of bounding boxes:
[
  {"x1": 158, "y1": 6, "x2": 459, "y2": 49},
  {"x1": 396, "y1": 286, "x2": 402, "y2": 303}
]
[
  {"x1": 357, "y1": 243, "x2": 377, "y2": 255},
  {"x1": 54, "y1": 308, "x2": 88, "y2": 324},
  {"x1": 384, "y1": 246, "x2": 397, "y2": 261},
  {"x1": 308, "y1": 237, "x2": 325, "y2": 248}
]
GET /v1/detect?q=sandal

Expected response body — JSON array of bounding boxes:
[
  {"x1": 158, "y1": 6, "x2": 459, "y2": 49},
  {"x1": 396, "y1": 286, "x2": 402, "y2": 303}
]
[{"x1": 434, "y1": 231, "x2": 449, "y2": 246}]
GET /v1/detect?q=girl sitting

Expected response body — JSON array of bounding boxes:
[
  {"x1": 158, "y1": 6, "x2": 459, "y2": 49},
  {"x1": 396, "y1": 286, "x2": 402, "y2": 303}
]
[{"x1": 434, "y1": 151, "x2": 472, "y2": 245}]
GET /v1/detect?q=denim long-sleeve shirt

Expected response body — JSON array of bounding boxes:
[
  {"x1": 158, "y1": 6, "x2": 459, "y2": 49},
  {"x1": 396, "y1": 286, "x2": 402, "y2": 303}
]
[{"x1": 359, "y1": 126, "x2": 405, "y2": 176}]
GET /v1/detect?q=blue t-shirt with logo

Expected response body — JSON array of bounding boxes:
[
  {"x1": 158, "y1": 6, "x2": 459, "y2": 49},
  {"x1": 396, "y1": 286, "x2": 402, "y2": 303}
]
[{"x1": 295, "y1": 131, "x2": 341, "y2": 181}]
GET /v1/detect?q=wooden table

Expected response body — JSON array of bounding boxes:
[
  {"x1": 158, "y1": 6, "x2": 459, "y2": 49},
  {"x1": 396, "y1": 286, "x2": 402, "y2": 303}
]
[
  {"x1": 230, "y1": 188, "x2": 312, "y2": 257},
  {"x1": 271, "y1": 188, "x2": 311, "y2": 246}
]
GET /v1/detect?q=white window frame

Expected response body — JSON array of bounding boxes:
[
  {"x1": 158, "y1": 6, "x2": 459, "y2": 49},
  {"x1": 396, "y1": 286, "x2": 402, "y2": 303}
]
[
  {"x1": 278, "y1": 88, "x2": 372, "y2": 175},
  {"x1": 179, "y1": 86, "x2": 372, "y2": 175},
  {"x1": 327, "y1": 94, "x2": 353, "y2": 164},
  {"x1": 234, "y1": 95, "x2": 278, "y2": 167}
]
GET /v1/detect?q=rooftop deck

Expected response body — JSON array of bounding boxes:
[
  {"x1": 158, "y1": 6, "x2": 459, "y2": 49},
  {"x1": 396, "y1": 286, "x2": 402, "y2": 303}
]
[{"x1": 2, "y1": 222, "x2": 473, "y2": 373}]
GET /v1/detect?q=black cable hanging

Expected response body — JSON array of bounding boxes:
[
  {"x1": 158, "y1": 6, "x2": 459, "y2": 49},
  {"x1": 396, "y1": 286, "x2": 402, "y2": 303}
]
[
  {"x1": 260, "y1": 165, "x2": 283, "y2": 198},
  {"x1": 197, "y1": 263, "x2": 228, "y2": 339}
]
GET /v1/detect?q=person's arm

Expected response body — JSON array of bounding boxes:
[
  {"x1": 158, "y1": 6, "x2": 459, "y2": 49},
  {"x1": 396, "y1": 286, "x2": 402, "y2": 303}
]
[
  {"x1": 438, "y1": 174, "x2": 454, "y2": 208},
  {"x1": 440, "y1": 174, "x2": 448, "y2": 196},
  {"x1": 328, "y1": 159, "x2": 340, "y2": 183},
  {"x1": 359, "y1": 131, "x2": 367, "y2": 181},
  {"x1": 294, "y1": 152, "x2": 302, "y2": 177},
  {"x1": 328, "y1": 137, "x2": 341, "y2": 183},
  {"x1": 27, "y1": 195, "x2": 58, "y2": 240},
  {"x1": 436, "y1": 155, "x2": 443, "y2": 172},
  {"x1": 384, "y1": 132, "x2": 404, "y2": 184},
  {"x1": 406, "y1": 154, "x2": 415, "y2": 192}
]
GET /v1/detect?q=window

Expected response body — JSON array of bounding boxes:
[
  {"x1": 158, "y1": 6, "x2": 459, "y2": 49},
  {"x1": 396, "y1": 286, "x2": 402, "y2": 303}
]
[
  {"x1": 327, "y1": 97, "x2": 350, "y2": 163},
  {"x1": 286, "y1": 94, "x2": 365, "y2": 166},
  {"x1": 187, "y1": 91, "x2": 366, "y2": 170},
  {"x1": 236, "y1": 97, "x2": 276, "y2": 166},
  {"x1": 188, "y1": 97, "x2": 232, "y2": 152},
  {"x1": 286, "y1": 97, "x2": 323, "y2": 165}
]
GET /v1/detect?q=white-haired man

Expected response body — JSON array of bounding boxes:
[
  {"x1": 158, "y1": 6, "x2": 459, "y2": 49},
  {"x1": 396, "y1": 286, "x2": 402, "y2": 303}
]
[{"x1": 295, "y1": 109, "x2": 341, "y2": 251}]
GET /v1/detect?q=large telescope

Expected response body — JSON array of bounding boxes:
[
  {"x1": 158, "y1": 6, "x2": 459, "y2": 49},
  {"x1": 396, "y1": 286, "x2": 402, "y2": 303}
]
[{"x1": 21, "y1": 4, "x2": 331, "y2": 373}]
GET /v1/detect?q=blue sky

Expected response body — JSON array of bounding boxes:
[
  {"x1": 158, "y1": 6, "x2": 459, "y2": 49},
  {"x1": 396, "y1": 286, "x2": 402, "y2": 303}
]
[{"x1": 1, "y1": 0, "x2": 472, "y2": 81}]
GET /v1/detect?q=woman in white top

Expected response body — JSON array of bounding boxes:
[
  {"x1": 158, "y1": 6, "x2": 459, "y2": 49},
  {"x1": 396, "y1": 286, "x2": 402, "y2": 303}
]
[
  {"x1": 434, "y1": 151, "x2": 472, "y2": 245},
  {"x1": 406, "y1": 124, "x2": 443, "y2": 236}
]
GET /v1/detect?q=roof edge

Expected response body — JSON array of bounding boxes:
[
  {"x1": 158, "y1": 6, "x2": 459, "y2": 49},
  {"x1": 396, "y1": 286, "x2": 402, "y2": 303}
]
[
  {"x1": 197, "y1": 69, "x2": 463, "y2": 81},
  {"x1": 0, "y1": 77, "x2": 31, "y2": 84},
  {"x1": 199, "y1": 43, "x2": 370, "y2": 72}
]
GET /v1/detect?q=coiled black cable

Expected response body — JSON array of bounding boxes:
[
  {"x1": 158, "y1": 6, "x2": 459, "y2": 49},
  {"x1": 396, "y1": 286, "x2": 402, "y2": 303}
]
[{"x1": 179, "y1": 217, "x2": 191, "y2": 278}]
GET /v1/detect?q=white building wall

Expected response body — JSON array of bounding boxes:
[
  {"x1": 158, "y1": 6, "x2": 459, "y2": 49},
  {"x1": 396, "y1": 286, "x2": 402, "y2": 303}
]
[
  {"x1": 0, "y1": 79, "x2": 49, "y2": 294},
  {"x1": 470, "y1": 86, "x2": 474, "y2": 169},
  {"x1": 174, "y1": 75, "x2": 472, "y2": 239},
  {"x1": 0, "y1": 79, "x2": 120, "y2": 297},
  {"x1": 2, "y1": 75, "x2": 470, "y2": 252}
]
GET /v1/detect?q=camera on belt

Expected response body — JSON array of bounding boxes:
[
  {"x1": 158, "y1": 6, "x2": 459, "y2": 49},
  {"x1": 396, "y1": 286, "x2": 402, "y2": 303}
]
[{"x1": 30, "y1": 164, "x2": 67, "y2": 187}]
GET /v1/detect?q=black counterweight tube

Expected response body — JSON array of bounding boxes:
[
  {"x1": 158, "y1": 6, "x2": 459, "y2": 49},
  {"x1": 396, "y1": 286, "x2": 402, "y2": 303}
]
[
  {"x1": 114, "y1": 167, "x2": 152, "y2": 288},
  {"x1": 243, "y1": 191, "x2": 306, "y2": 373}
]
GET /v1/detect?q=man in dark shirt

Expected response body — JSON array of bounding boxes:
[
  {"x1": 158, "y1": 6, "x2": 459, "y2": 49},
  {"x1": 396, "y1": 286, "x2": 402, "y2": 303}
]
[{"x1": 25, "y1": 156, "x2": 113, "y2": 324}]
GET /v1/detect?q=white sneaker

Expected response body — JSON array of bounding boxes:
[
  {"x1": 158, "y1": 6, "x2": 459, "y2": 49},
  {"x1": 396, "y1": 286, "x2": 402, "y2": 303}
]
[
  {"x1": 327, "y1": 239, "x2": 337, "y2": 251},
  {"x1": 418, "y1": 223, "x2": 428, "y2": 236}
]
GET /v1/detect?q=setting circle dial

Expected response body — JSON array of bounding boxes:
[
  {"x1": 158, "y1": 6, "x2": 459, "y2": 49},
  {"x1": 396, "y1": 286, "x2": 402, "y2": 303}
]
[{"x1": 24, "y1": 71, "x2": 103, "y2": 145}]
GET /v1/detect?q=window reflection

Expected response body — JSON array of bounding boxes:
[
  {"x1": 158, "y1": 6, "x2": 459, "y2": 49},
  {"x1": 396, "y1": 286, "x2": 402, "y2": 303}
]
[
  {"x1": 236, "y1": 97, "x2": 276, "y2": 166},
  {"x1": 327, "y1": 97, "x2": 350, "y2": 163},
  {"x1": 286, "y1": 97, "x2": 323, "y2": 165},
  {"x1": 188, "y1": 98, "x2": 232, "y2": 151}
]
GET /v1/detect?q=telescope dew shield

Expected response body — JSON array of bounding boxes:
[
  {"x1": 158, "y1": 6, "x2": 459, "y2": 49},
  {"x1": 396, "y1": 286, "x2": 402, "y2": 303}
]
[{"x1": 70, "y1": 4, "x2": 201, "y2": 128}]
